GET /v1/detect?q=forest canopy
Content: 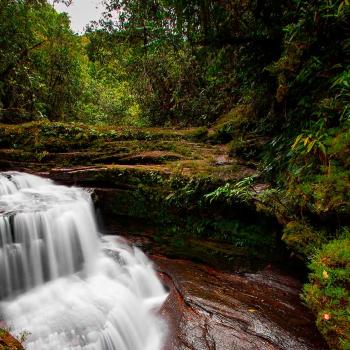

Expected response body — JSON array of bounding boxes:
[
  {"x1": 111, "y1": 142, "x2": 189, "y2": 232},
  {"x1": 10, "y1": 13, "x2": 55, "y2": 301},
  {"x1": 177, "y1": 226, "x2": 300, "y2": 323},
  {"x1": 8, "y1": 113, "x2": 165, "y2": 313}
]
[{"x1": 2, "y1": 0, "x2": 350, "y2": 128}]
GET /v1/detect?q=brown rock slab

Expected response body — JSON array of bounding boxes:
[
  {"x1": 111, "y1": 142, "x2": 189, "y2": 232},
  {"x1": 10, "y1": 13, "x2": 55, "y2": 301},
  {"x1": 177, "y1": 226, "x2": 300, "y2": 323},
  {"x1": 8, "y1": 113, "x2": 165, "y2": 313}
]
[{"x1": 153, "y1": 256, "x2": 328, "y2": 350}]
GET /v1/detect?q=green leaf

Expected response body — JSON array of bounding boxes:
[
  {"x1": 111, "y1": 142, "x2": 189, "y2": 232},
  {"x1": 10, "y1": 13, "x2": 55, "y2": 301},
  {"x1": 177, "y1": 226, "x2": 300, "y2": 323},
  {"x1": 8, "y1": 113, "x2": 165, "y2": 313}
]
[
  {"x1": 292, "y1": 134, "x2": 303, "y2": 150},
  {"x1": 307, "y1": 140, "x2": 316, "y2": 153},
  {"x1": 318, "y1": 142, "x2": 327, "y2": 156},
  {"x1": 304, "y1": 136, "x2": 311, "y2": 146}
]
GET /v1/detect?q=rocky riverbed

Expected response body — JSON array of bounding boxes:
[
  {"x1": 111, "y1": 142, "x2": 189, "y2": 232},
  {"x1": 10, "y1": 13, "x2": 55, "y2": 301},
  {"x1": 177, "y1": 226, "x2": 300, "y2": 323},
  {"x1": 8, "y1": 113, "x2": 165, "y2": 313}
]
[
  {"x1": 106, "y1": 233, "x2": 328, "y2": 350},
  {"x1": 157, "y1": 257, "x2": 327, "y2": 350}
]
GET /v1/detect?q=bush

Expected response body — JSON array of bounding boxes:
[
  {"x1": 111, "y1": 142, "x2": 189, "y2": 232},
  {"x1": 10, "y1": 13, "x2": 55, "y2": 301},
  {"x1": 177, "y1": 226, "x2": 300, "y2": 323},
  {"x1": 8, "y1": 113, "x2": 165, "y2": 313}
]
[
  {"x1": 282, "y1": 220, "x2": 327, "y2": 257},
  {"x1": 304, "y1": 234, "x2": 350, "y2": 350}
]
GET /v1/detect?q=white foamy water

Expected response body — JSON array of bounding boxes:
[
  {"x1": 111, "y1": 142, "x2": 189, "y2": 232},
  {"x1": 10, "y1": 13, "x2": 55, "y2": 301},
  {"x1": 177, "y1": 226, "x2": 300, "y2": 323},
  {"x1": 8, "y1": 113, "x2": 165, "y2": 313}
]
[{"x1": 0, "y1": 172, "x2": 167, "y2": 350}]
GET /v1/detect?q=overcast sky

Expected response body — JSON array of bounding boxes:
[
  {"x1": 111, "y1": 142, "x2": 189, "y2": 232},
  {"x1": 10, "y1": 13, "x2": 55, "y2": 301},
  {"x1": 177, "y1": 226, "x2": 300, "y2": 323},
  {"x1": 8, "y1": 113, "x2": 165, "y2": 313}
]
[{"x1": 54, "y1": 0, "x2": 105, "y2": 33}]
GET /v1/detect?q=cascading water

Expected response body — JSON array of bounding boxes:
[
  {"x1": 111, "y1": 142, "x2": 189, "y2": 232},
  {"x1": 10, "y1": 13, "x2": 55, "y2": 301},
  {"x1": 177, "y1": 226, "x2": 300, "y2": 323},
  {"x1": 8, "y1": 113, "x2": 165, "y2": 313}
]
[{"x1": 0, "y1": 171, "x2": 167, "y2": 350}]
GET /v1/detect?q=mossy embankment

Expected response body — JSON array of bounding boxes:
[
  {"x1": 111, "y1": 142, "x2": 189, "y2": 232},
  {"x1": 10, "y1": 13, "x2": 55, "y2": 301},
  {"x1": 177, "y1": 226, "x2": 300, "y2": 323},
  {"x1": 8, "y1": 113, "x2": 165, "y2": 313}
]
[
  {"x1": 0, "y1": 120, "x2": 207, "y2": 168},
  {"x1": 0, "y1": 120, "x2": 285, "y2": 272},
  {"x1": 208, "y1": 103, "x2": 350, "y2": 350}
]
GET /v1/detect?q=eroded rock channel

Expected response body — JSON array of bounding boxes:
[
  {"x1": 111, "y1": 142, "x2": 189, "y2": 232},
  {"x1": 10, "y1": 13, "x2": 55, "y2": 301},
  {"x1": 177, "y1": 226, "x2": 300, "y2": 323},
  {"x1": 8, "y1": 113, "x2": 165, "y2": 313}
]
[{"x1": 104, "y1": 232, "x2": 328, "y2": 350}]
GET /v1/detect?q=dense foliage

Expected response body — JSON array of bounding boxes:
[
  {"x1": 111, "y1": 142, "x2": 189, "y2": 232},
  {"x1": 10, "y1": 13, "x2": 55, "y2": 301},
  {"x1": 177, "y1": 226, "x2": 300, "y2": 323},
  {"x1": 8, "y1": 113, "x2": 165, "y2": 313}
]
[
  {"x1": 1, "y1": 0, "x2": 350, "y2": 348},
  {"x1": 0, "y1": 0, "x2": 82, "y2": 122},
  {"x1": 0, "y1": 0, "x2": 140, "y2": 125}
]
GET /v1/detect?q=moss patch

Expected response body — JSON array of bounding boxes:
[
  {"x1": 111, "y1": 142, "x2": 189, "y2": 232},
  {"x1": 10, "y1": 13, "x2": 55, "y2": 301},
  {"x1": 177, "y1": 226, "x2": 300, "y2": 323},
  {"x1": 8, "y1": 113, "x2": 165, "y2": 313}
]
[
  {"x1": 0, "y1": 121, "x2": 285, "y2": 271},
  {"x1": 0, "y1": 330, "x2": 24, "y2": 350},
  {"x1": 303, "y1": 235, "x2": 350, "y2": 350},
  {"x1": 0, "y1": 121, "x2": 255, "y2": 182}
]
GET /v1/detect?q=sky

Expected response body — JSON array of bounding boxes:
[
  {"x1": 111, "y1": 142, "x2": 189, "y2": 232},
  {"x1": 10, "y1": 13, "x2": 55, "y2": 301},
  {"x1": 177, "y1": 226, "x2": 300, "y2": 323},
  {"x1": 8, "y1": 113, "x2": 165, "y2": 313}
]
[{"x1": 54, "y1": 0, "x2": 106, "y2": 33}]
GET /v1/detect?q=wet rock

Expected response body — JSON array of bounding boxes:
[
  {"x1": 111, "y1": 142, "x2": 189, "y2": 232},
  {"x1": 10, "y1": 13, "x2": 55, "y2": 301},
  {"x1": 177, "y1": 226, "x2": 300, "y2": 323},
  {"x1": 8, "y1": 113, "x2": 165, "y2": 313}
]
[
  {"x1": 214, "y1": 154, "x2": 232, "y2": 166},
  {"x1": 153, "y1": 256, "x2": 328, "y2": 350},
  {"x1": 117, "y1": 151, "x2": 183, "y2": 164}
]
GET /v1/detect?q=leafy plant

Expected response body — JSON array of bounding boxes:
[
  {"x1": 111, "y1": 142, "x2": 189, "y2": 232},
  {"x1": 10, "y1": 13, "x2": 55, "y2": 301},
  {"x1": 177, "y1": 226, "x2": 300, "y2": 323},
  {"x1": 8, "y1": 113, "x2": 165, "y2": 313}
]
[
  {"x1": 204, "y1": 176, "x2": 258, "y2": 204},
  {"x1": 304, "y1": 232, "x2": 350, "y2": 350}
]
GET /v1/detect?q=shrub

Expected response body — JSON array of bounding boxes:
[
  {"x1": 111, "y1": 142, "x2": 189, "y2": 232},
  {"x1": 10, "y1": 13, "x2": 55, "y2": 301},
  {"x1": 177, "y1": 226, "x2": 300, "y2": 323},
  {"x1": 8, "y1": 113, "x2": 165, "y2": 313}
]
[{"x1": 304, "y1": 234, "x2": 350, "y2": 349}]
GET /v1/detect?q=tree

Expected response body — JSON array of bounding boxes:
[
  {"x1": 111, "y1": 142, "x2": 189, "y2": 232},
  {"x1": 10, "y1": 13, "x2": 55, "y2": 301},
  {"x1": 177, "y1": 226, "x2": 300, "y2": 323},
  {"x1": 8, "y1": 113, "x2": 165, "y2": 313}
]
[{"x1": 0, "y1": 0, "x2": 83, "y2": 122}]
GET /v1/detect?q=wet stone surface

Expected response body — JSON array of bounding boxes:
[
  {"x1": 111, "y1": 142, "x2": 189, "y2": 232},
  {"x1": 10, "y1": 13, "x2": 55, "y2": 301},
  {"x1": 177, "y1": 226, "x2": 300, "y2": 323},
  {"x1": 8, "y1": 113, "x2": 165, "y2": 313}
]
[
  {"x1": 154, "y1": 256, "x2": 328, "y2": 350},
  {"x1": 115, "y1": 233, "x2": 328, "y2": 350}
]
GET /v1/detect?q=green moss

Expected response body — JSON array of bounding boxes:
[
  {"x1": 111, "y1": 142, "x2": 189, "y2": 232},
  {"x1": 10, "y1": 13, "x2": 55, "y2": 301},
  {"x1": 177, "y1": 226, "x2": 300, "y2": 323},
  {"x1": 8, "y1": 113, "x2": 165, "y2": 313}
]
[
  {"x1": 95, "y1": 171, "x2": 282, "y2": 271},
  {"x1": 0, "y1": 121, "x2": 208, "y2": 152},
  {"x1": 0, "y1": 119, "x2": 280, "y2": 269},
  {"x1": 282, "y1": 220, "x2": 328, "y2": 257},
  {"x1": 0, "y1": 121, "x2": 255, "y2": 183},
  {"x1": 303, "y1": 235, "x2": 350, "y2": 350},
  {"x1": 210, "y1": 103, "x2": 257, "y2": 144},
  {"x1": 228, "y1": 136, "x2": 269, "y2": 160}
]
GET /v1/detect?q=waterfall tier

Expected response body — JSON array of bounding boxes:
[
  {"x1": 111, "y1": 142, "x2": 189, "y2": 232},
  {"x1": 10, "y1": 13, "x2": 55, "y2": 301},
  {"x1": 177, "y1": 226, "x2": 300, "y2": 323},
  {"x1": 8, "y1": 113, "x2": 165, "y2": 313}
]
[{"x1": 0, "y1": 172, "x2": 167, "y2": 350}]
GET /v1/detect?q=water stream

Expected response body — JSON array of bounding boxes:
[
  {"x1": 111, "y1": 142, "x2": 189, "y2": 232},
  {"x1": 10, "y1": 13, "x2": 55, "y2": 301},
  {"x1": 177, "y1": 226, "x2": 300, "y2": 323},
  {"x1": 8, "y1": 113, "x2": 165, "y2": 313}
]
[{"x1": 0, "y1": 171, "x2": 167, "y2": 350}]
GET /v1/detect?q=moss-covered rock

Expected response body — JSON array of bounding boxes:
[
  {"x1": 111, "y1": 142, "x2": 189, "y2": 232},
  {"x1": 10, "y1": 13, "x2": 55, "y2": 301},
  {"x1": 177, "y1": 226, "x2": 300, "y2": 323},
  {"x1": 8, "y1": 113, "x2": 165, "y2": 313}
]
[
  {"x1": 209, "y1": 103, "x2": 257, "y2": 144},
  {"x1": 0, "y1": 121, "x2": 208, "y2": 153},
  {"x1": 303, "y1": 235, "x2": 350, "y2": 350},
  {"x1": 0, "y1": 329, "x2": 24, "y2": 350},
  {"x1": 282, "y1": 220, "x2": 328, "y2": 258},
  {"x1": 0, "y1": 121, "x2": 293, "y2": 270},
  {"x1": 84, "y1": 168, "x2": 283, "y2": 271}
]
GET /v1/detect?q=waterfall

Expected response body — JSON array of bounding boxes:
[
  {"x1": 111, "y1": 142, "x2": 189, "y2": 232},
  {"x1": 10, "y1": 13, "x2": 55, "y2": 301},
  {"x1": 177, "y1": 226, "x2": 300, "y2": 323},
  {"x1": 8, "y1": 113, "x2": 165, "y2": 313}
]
[{"x1": 0, "y1": 172, "x2": 167, "y2": 350}]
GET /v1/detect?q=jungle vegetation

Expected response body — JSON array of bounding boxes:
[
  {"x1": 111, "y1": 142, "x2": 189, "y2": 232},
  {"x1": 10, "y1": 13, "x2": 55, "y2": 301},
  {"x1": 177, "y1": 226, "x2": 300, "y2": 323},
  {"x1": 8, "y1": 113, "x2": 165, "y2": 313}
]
[{"x1": 1, "y1": 0, "x2": 350, "y2": 348}]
